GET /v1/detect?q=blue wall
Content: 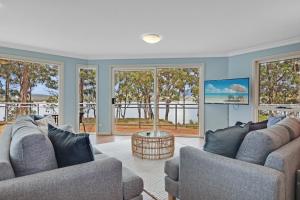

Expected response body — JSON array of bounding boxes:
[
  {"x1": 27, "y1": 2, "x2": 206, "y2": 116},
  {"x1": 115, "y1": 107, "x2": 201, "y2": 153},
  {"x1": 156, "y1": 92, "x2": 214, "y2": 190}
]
[{"x1": 228, "y1": 43, "x2": 300, "y2": 125}]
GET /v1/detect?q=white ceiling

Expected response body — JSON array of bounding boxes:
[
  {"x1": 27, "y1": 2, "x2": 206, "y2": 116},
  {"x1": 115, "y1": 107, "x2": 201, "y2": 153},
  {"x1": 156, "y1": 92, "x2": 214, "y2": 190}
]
[{"x1": 0, "y1": 0, "x2": 299, "y2": 59}]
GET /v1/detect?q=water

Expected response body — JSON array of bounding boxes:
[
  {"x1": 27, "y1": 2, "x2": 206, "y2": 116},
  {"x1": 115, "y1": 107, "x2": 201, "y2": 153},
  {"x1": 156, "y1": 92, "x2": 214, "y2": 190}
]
[
  {"x1": 0, "y1": 103, "x2": 59, "y2": 121},
  {"x1": 0, "y1": 101, "x2": 199, "y2": 124},
  {"x1": 115, "y1": 101, "x2": 199, "y2": 124}
]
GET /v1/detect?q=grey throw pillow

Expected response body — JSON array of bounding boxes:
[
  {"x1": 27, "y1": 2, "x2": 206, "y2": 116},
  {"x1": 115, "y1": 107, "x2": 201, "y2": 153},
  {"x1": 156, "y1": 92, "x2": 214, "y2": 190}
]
[
  {"x1": 204, "y1": 124, "x2": 250, "y2": 158},
  {"x1": 236, "y1": 124, "x2": 291, "y2": 165},
  {"x1": 267, "y1": 116, "x2": 285, "y2": 127},
  {"x1": 10, "y1": 119, "x2": 58, "y2": 177},
  {"x1": 276, "y1": 117, "x2": 300, "y2": 139}
]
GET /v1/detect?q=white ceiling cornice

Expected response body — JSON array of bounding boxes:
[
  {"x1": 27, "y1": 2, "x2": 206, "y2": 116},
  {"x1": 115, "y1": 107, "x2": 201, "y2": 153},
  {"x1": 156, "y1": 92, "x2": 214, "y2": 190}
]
[
  {"x1": 228, "y1": 36, "x2": 300, "y2": 57},
  {"x1": 1, "y1": 37, "x2": 300, "y2": 60},
  {"x1": 0, "y1": 41, "x2": 89, "y2": 60}
]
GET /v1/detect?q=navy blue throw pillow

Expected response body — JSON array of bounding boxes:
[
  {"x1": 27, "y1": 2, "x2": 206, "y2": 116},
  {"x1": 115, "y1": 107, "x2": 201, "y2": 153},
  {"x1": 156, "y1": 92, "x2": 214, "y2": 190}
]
[
  {"x1": 204, "y1": 124, "x2": 250, "y2": 158},
  {"x1": 249, "y1": 120, "x2": 268, "y2": 131},
  {"x1": 48, "y1": 124, "x2": 94, "y2": 168}
]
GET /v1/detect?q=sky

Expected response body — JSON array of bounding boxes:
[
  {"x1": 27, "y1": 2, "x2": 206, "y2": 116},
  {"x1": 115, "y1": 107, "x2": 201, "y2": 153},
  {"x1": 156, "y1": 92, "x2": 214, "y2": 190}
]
[
  {"x1": 205, "y1": 78, "x2": 249, "y2": 94},
  {"x1": 0, "y1": 77, "x2": 56, "y2": 96}
]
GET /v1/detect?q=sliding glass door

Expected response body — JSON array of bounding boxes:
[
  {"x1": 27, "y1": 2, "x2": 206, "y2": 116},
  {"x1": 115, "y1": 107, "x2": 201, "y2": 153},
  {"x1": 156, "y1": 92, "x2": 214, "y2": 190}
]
[
  {"x1": 112, "y1": 66, "x2": 202, "y2": 136},
  {"x1": 113, "y1": 69, "x2": 155, "y2": 134},
  {"x1": 157, "y1": 67, "x2": 200, "y2": 136}
]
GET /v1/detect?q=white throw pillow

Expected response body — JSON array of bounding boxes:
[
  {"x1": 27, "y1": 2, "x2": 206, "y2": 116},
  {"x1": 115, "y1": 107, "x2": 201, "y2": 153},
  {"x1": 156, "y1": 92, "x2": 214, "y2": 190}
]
[
  {"x1": 35, "y1": 115, "x2": 56, "y2": 133},
  {"x1": 36, "y1": 115, "x2": 74, "y2": 134}
]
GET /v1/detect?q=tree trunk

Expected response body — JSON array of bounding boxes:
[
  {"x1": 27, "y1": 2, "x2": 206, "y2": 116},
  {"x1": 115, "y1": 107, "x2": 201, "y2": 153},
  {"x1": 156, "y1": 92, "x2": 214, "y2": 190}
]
[
  {"x1": 165, "y1": 100, "x2": 170, "y2": 121},
  {"x1": 121, "y1": 100, "x2": 127, "y2": 119},
  {"x1": 19, "y1": 65, "x2": 30, "y2": 115},
  {"x1": 182, "y1": 90, "x2": 186, "y2": 125},
  {"x1": 4, "y1": 76, "x2": 10, "y2": 121},
  {"x1": 29, "y1": 86, "x2": 32, "y2": 114},
  {"x1": 148, "y1": 96, "x2": 153, "y2": 119},
  {"x1": 143, "y1": 99, "x2": 148, "y2": 119},
  {"x1": 79, "y1": 77, "x2": 84, "y2": 123}
]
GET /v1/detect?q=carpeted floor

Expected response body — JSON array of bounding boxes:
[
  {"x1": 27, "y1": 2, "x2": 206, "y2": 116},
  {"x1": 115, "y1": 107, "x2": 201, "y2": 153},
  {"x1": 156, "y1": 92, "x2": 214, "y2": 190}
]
[{"x1": 94, "y1": 140, "x2": 185, "y2": 200}]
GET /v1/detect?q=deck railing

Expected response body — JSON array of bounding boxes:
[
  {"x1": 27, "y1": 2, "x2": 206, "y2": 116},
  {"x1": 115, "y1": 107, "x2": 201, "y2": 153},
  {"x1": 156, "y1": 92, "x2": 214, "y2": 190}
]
[
  {"x1": 0, "y1": 102, "x2": 98, "y2": 124},
  {"x1": 114, "y1": 102, "x2": 200, "y2": 129},
  {"x1": 0, "y1": 102, "x2": 200, "y2": 130},
  {"x1": 0, "y1": 102, "x2": 59, "y2": 122}
]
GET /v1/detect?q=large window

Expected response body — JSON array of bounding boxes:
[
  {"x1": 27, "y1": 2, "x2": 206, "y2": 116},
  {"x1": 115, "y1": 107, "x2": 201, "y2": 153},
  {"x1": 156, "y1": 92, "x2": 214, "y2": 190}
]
[
  {"x1": 112, "y1": 66, "x2": 203, "y2": 136},
  {"x1": 0, "y1": 57, "x2": 61, "y2": 132},
  {"x1": 256, "y1": 55, "x2": 300, "y2": 121}
]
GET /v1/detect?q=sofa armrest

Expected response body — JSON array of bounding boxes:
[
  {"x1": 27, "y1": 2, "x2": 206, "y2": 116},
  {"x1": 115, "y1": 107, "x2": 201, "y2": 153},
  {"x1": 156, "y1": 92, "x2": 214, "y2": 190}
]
[
  {"x1": 179, "y1": 146, "x2": 285, "y2": 200},
  {"x1": 0, "y1": 157, "x2": 123, "y2": 200}
]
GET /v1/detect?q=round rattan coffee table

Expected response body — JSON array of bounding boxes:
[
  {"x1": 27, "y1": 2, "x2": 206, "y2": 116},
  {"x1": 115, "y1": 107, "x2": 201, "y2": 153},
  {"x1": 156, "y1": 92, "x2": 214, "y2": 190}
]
[{"x1": 131, "y1": 131, "x2": 174, "y2": 160}]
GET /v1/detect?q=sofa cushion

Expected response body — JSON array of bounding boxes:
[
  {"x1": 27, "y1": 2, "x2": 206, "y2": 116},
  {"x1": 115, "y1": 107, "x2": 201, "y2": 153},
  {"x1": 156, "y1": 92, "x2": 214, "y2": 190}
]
[
  {"x1": 267, "y1": 116, "x2": 285, "y2": 127},
  {"x1": 122, "y1": 167, "x2": 144, "y2": 200},
  {"x1": 264, "y1": 137, "x2": 300, "y2": 200},
  {"x1": 164, "y1": 156, "x2": 179, "y2": 181},
  {"x1": 35, "y1": 115, "x2": 57, "y2": 133},
  {"x1": 0, "y1": 126, "x2": 15, "y2": 181},
  {"x1": 204, "y1": 124, "x2": 250, "y2": 158},
  {"x1": 236, "y1": 124, "x2": 291, "y2": 165},
  {"x1": 165, "y1": 176, "x2": 180, "y2": 198},
  {"x1": 15, "y1": 115, "x2": 36, "y2": 124},
  {"x1": 93, "y1": 146, "x2": 103, "y2": 155},
  {"x1": 10, "y1": 120, "x2": 58, "y2": 177},
  {"x1": 277, "y1": 117, "x2": 300, "y2": 139},
  {"x1": 48, "y1": 124, "x2": 94, "y2": 168},
  {"x1": 249, "y1": 120, "x2": 268, "y2": 131},
  {"x1": 35, "y1": 115, "x2": 74, "y2": 134},
  {"x1": 94, "y1": 153, "x2": 109, "y2": 160}
]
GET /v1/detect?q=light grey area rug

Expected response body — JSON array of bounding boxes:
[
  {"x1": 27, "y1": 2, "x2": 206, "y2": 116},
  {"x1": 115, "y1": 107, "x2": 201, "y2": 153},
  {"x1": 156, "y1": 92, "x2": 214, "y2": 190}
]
[{"x1": 94, "y1": 140, "x2": 185, "y2": 200}]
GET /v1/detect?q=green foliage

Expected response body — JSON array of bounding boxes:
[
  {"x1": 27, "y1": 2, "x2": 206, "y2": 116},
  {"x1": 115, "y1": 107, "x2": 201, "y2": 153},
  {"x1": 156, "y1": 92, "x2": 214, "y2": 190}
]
[
  {"x1": 259, "y1": 58, "x2": 300, "y2": 105},
  {"x1": 79, "y1": 69, "x2": 97, "y2": 118},
  {"x1": 0, "y1": 58, "x2": 59, "y2": 119},
  {"x1": 114, "y1": 68, "x2": 200, "y2": 122}
]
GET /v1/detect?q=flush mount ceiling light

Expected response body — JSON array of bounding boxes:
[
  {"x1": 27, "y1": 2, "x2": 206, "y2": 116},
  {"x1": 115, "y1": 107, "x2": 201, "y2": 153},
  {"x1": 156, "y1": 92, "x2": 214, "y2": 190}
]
[{"x1": 142, "y1": 33, "x2": 162, "y2": 44}]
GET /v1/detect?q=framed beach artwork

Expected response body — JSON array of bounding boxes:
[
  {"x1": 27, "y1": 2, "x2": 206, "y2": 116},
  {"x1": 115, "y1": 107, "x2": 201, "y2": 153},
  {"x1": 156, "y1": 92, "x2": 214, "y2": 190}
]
[{"x1": 204, "y1": 78, "x2": 249, "y2": 105}]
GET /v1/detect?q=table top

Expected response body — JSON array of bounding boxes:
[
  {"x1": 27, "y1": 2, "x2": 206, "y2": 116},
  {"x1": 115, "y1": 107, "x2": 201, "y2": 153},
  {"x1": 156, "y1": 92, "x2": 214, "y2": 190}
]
[{"x1": 136, "y1": 131, "x2": 171, "y2": 138}]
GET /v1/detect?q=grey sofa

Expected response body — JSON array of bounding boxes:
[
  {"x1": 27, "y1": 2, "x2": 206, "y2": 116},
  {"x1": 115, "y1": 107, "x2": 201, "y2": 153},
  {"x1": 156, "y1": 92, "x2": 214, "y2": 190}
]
[
  {"x1": 165, "y1": 117, "x2": 300, "y2": 200},
  {"x1": 0, "y1": 120, "x2": 143, "y2": 200}
]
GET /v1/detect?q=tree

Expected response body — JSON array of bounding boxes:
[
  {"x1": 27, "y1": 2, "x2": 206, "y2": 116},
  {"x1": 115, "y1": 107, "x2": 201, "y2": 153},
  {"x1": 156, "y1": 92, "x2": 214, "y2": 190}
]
[
  {"x1": 0, "y1": 58, "x2": 59, "y2": 119},
  {"x1": 158, "y1": 69, "x2": 179, "y2": 121},
  {"x1": 259, "y1": 59, "x2": 300, "y2": 105},
  {"x1": 79, "y1": 69, "x2": 96, "y2": 119},
  {"x1": 0, "y1": 60, "x2": 16, "y2": 120},
  {"x1": 174, "y1": 69, "x2": 192, "y2": 125},
  {"x1": 114, "y1": 71, "x2": 134, "y2": 119}
]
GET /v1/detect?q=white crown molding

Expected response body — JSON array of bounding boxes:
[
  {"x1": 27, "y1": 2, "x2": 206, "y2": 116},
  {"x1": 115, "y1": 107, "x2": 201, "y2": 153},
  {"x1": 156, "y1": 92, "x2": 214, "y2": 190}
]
[
  {"x1": 1, "y1": 36, "x2": 300, "y2": 60},
  {"x1": 85, "y1": 53, "x2": 229, "y2": 60},
  {"x1": 228, "y1": 36, "x2": 300, "y2": 57},
  {"x1": 0, "y1": 41, "x2": 89, "y2": 60}
]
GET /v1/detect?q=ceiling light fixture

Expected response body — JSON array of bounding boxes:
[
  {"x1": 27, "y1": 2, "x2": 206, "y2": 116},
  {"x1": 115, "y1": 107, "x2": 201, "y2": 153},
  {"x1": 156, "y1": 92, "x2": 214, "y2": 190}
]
[{"x1": 142, "y1": 33, "x2": 162, "y2": 44}]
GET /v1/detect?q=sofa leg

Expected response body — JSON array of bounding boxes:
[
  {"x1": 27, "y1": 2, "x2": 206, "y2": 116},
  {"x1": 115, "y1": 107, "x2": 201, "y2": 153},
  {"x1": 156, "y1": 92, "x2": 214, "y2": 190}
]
[{"x1": 168, "y1": 193, "x2": 176, "y2": 200}]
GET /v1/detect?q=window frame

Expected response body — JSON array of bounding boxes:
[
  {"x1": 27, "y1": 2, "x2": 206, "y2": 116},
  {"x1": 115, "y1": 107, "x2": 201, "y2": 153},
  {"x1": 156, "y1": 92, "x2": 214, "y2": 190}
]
[
  {"x1": 75, "y1": 64, "x2": 99, "y2": 133},
  {"x1": 0, "y1": 54, "x2": 64, "y2": 124},
  {"x1": 110, "y1": 64, "x2": 205, "y2": 137},
  {"x1": 253, "y1": 51, "x2": 300, "y2": 122}
]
